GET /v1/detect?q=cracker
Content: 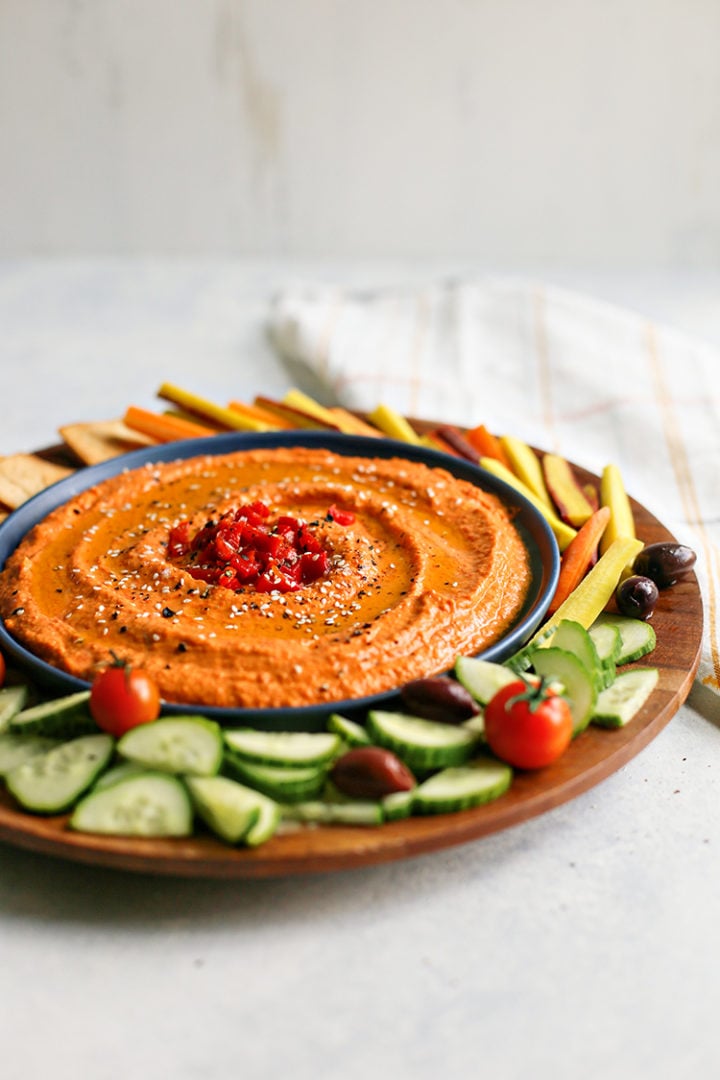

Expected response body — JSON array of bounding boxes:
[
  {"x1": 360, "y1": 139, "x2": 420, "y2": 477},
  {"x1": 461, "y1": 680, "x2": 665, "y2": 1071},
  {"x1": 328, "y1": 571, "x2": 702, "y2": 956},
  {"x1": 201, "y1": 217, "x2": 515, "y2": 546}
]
[
  {"x1": 59, "y1": 419, "x2": 155, "y2": 466},
  {"x1": 0, "y1": 454, "x2": 73, "y2": 509}
]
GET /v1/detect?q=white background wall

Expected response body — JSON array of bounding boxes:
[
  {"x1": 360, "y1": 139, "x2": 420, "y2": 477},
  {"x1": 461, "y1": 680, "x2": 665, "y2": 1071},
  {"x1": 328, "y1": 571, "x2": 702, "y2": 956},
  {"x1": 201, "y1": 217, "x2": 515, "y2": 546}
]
[{"x1": 2, "y1": 0, "x2": 719, "y2": 265}]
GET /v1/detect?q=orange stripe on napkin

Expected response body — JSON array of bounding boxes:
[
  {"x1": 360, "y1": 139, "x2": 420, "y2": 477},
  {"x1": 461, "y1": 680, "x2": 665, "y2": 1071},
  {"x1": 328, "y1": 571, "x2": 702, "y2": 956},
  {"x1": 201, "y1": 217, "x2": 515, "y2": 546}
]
[{"x1": 647, "y1": 324, "x2": 720, "y2": 689}]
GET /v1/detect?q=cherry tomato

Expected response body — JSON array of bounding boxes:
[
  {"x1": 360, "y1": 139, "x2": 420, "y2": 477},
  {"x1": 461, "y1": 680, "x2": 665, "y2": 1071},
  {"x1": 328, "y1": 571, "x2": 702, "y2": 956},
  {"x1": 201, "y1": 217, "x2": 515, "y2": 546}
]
[
  {"x1": 0, "y1": 650, "x2": 5, "y2": 689},
  {"x1": 484, "y1": 678, "x2": 573, "y2": 770},
  {"x1": 90, "y1": 657, "x2": 161, "y2": 737}
]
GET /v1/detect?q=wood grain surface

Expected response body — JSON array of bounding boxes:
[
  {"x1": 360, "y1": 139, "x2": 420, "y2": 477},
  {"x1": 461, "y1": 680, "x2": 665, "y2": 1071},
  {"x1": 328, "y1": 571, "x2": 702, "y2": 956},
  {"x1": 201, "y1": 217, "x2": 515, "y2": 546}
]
[{"x1": 0, "y1": 436, "x2": 703, "y2": 878}]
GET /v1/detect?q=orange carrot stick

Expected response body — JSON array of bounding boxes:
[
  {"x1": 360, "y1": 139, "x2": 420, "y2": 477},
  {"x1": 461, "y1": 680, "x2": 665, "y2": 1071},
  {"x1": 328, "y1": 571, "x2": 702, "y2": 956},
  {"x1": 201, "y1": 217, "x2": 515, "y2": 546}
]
[
  {"x1": 124, "y1": 406, "x2": 216, "y2": 443},
  {"x1": 464, "y1": 424, "x2": 512, "y2": 467},
  {"x1": 547, "y1": 506, "x2": 612, "y2": 614},
  {"x1": 228, "y1": 400, "x2": 293, "y2": 429}
]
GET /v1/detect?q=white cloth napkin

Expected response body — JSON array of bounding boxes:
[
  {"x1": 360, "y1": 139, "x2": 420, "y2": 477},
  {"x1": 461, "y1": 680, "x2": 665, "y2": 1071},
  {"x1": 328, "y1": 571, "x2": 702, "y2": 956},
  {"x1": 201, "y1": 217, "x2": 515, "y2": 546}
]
[{"x1": 269, "y1": 277, "x2": 720, "y2": 701}]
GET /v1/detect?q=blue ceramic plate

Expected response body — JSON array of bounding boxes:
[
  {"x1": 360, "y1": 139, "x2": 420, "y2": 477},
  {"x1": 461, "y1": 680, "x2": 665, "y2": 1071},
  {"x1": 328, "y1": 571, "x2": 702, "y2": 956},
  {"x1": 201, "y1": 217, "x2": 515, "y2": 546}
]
[{"x1": 0, "y1": 431, "x2": 559, "y2": 729}]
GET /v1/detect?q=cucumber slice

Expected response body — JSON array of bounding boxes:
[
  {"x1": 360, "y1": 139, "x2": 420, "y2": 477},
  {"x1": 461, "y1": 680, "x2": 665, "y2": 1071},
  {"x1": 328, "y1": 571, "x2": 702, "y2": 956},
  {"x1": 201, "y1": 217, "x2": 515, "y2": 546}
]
[
  {"x1": 0, "y1": 733, "x2": 60, "y2": 776},
  {"x1": 281, "y1": 799, "x2": 384, "y2": 826},
  {"x1": 71, "y1": 772, "x2": 193, "y2": 837},
  {"x1": 454, "y1": 655, "x2": 517, "y2": 705},
  {"x1": 592, "y1": 668, "x2": 659, "y2": 728},
  {"x1": 550, "y1": 620, "x2": 604, "y2": 692},
  {"x1": 529, "y1": 647, "x2": 597, "y2": 736},
  {"x1": 381, "y1": 789, "x2": 415, "y2": 821},
  {"x1": 223, "y1": 729, "x2": 342, "y2": 768},
  {"x1": 327, "y1": 712, "x2": 371, "y2": 747},
  {"x1": 223, "y1": 752, "x2": 327, "y2": 802},
  {"x1": 367, "y1": 710, "x2": 480, "y2": 769},
  {"x1": 8, "y1": 690, "x2": 95, "y2": 738},
  {"x1": 587, "y1": 621, "x2": 621, "y2": 689},
  {"x1": 186, "y1": 776, "x2": 280, "y2": 846},
  {"x1": 413, "y1": 755, "x2": 512, "y2": 814},
  {"x1": 117, "y1": 716, "x2": 223, "y2": 777},
  {"x1": 590, "y1": 613, "x2": 656, "y2": 665},
  {"x1": 0, "y1": 685, "x2": 30, "y2": 733},
  {"x1": 92, "y1": 761, "x2": 149, "y2": 792},
  {"x1": 5, "y1": 733, "x2": 114, "y2": 814}
]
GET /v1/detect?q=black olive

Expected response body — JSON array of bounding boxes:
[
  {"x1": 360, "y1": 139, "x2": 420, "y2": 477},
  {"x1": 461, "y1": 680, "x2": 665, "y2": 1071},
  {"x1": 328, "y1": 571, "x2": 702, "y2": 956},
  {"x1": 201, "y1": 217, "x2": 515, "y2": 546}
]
[
  {"x1": 400, "y1": 676, "x2": 480, "y2": 724},
  {"x1": 616, "y1": 575, "x2": 659, "y2": 620},
  {"x1": 633, "y1": 542, "x2": 697, "y2": 588}
]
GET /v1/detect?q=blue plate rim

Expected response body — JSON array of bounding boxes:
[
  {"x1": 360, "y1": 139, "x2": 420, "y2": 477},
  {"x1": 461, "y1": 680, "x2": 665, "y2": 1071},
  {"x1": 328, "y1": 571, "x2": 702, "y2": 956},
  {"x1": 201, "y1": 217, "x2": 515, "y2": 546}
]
[{"x1": 0, "y1": 430, "x2": 560, "y2": 728}]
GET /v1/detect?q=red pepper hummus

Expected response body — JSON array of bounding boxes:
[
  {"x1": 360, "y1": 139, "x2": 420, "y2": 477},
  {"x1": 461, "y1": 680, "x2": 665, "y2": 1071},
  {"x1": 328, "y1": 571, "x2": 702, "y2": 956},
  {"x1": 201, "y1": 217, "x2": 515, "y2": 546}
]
[{"x1": 0, "y1": 447, "x2": 531, "y2": 708}]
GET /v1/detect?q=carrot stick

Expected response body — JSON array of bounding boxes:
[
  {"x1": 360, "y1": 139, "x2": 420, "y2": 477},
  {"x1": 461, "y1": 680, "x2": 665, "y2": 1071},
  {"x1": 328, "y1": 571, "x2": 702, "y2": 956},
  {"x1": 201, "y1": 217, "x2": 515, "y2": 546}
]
[
  {"x1": 421, "y1": 433, "x2": 462, "y2": 457},
  {"x1": 547, "y1": 506, "x2": 612, "y2": 614},
  {"x1": 464, "y1": 424, "x2": 512, "y2": 467},
  {"x1": 434, "y1": 425, "x2": 480, "y2": 463},
  {"x1": 327, "y1": 408, "x2": 384, "y2": 437},
  {"x1": 124, "y1": 406, "x2": 216, "y2": 443},
  {"x1": 228, "y1": 400, "x2": 293, "y2": 428}
]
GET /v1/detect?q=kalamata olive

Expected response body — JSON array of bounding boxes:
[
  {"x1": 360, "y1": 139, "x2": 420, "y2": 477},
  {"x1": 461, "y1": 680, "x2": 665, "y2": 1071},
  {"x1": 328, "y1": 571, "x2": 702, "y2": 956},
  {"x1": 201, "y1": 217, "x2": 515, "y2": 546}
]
[
  {"x1": 330, "y1": 747, "x2": 415, "y2": 799},
  {"x1": 400, "y1": 675, "x2": 480, "y2": 724},
  {"x1": 633, "y1": 542, "x2": 697, "y2": 588},
  {"x1": 616, "y1": 575, "x2": 659, "y2": 620}
]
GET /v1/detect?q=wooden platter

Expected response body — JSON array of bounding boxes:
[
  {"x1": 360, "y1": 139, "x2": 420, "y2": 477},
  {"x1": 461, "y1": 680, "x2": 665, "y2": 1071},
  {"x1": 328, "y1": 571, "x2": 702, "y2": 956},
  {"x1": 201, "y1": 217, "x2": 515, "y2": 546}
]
[{"x1": 0, "y1": 433, "x2": 703, "y2": 878}]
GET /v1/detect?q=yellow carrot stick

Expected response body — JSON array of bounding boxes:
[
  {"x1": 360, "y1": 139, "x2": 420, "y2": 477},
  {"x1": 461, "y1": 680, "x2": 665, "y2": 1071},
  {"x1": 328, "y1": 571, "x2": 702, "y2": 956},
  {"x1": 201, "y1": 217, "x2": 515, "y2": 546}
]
[
  {"x1": 157, "y1": 383, "x2": 273, "y2": 432},
  {"x1": 599, "y1": 464, "x2": 636, "y2": 554},
  {"x1": 367, "y1": 404, "x2": 423, "y2": 445},
  {"x1": 500, "y1": 435, "x2": 554, "y2": 511},
  {"x1": 480, "y1": 457, "x2": 577, "y2": 551}
]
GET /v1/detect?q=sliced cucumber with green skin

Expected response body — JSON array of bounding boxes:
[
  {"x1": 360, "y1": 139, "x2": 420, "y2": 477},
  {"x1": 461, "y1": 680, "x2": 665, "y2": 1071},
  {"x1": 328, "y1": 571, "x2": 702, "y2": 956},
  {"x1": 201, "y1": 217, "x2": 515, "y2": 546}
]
[
  {"x1": 223, "y1": 752, "x2": 327, "y2": 803},
  {"x1": 185, "y1": 776, "x2": 261, "y2": 844},
  {"x1": 367, "y1": 710, "x2": 480, "y2": 769},
  {"x1": 590, "y1": 613, "x2": 656, "y2": 665},
  {"x1": 382, "y1": 789, "x2": 415, "y2": 821},
  {"x1": 71, "y1": 772, "x2": 193, "y2": 837},
  {"x1": 0, "y1": 733, "x2": 60, "y2": 776},
  {"x1": 454, "y1": 656, "x2": 517, "y2": 705},
  {"x1": 529, "y1": 647, "x2": 597, "y2": 736},
  {"x1": 6, "y1": 733, "x2": 114, "y2": 814},
  {"x1": 327, "y1": 712, "x2": 371, "y2": 747},
  {"x1": 187, "y1": 776, "x2": 280, "y2": 846},
  {"x1": 0, "y1": 685, "x2": 30, "y2": 733},
  {"x1": 592, "y1": 668, "x2": 659, "y2": 728},
  {"x1": 412, "y1": 755, "x2": 513, "y2": 814},
  {"x1": 587, "y1": 621, "x2": 621, "y2": 689},
  {"x1": 223, "y1": 728, "x2": 342, "y2": 768},
  {"x1": 550, "y1": 620, "x2": 604, "y2": 692},
  {"x1": 281, "y1": 799, "x2": 384, "y2": 827},
  {"x1": 8, "y1": 690, "x2": 95, "y2": 738},
  {"x1": 117, "y1": 716, "x2": 223, "y2": 777},
  {"x1": 93, "y1": 761, "x2": 148, "y2": 792}
]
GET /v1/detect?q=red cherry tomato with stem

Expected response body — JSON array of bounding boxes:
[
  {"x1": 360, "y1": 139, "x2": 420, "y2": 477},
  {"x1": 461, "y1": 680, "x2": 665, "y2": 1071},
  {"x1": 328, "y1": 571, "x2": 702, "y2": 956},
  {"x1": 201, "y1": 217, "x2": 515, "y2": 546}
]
[
  {"x1": 484, "y1": 677, "x2": 573, "y2": 770},
  {"x1": 90, "y1": 653, "x2": 161, "y2": 737}
]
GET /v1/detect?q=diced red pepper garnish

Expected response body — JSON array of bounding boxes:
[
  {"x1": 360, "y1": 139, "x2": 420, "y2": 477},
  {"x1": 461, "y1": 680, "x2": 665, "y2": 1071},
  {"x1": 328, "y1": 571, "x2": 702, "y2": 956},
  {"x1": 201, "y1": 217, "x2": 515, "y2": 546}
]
[
  {"x1": 328, "y1": 504, "x2": 355, "y2": 526},
  {"x1": 166, "y1": 501, "x2": 349, "y2": 594}
]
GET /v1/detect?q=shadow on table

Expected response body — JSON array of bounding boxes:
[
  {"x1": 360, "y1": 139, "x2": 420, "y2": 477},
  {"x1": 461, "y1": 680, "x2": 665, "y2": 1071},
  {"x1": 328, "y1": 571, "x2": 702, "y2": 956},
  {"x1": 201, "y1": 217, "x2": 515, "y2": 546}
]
[
  {"x1": 687, "y1": 682, "x2": 720, "y2": 729},
  {"x1": 0, "y1": 816, "x2": 540, "y2": 932}
]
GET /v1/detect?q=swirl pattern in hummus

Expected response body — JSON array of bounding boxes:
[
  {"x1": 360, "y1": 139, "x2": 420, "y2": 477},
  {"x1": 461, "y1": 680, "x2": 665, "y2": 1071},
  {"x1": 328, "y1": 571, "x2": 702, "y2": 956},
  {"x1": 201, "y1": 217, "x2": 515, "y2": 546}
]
[{"x1": 0, "y1": 447, "x2": 531, "y2": 708}]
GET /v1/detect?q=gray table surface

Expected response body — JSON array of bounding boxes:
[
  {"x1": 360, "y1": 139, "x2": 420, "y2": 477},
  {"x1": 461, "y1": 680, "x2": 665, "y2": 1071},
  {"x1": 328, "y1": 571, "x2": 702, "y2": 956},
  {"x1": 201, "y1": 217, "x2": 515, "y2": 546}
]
[{"x1": 0, "y1": 260, "x2": 718, "y2": 1080}]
